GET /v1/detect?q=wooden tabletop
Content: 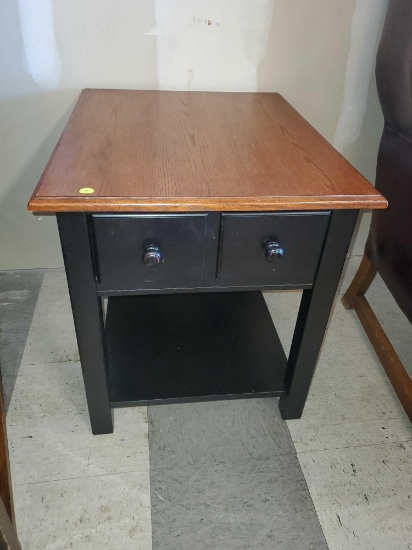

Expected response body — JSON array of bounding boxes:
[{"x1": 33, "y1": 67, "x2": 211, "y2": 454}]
[{"x1": 28, "y1": 89, "x2": 387, "y2": 213}]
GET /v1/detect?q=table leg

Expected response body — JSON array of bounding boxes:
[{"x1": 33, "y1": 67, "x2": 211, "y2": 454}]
[
  {"x1": 279, "y1": 210, "x2": 359, "y2": 420},
  {"x1": 57, "y1": 213, "x2": 113, "y2": 434}
]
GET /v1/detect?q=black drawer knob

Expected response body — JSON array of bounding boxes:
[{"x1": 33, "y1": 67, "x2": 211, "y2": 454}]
[
  {"x1": 265, "y1": 242, "x2": 284, "y2": 263},
  {"x1": 142, "y1": 245, "x2": 161, "y2": 267}
]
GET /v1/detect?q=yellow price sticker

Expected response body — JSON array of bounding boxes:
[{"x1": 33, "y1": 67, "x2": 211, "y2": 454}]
[{"x1": 79, "y1": 187, "x2": 95, "y2": 194}]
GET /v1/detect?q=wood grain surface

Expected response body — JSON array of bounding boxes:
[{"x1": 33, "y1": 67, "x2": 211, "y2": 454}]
[{"x1": 28, "y1": 89, "x2": 387, "y2": 213}]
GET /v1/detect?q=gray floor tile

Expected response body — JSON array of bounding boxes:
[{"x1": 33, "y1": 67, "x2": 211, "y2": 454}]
[
  {"x1": 148, "y1": 399, "x2": 326, "y2": 548},
  {"x1": 151, "y1": 457, "x2": 327, "y2": 550},
  {"x1": 148, "y1": 399, "x2": 295, "y2": 469},
  {"x1": 0, "y1": 270, "x2": 44, "y2": 410}
]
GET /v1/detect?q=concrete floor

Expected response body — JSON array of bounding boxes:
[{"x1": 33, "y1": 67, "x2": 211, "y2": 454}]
[{"x1": 1, "y1": 259, "x2": 412, "y2": 549}]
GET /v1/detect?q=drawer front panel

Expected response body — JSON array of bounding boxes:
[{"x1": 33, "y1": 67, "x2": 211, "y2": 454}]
[
  {"x1": 92, "y1": 214, "x2": 208, "y2": 290},
  {"x1": 219, "y1": 212, "x2": 330, "y2": 286}
]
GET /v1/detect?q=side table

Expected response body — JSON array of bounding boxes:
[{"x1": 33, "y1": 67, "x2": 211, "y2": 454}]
[{"x1": 29, "y1": 89, "x2": 387, "y2": 434}]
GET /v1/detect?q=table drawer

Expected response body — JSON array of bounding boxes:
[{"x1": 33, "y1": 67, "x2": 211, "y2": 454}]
[
  {"x1": 218, "y1": 212, "x2": 330, "y2": 286},
  {"x1": 92, "y1": 214, "x2": 208, "y2": 290}
]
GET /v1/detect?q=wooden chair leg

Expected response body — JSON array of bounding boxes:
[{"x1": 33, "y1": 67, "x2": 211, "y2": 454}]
[
  {"x1": 342, "y1": 255, "x2": 412, "y2": 422},
  {"x1": 342, "y1": 254, "x2": 377, "y2": 309},
  {"x1": 352, "y1": 295, "x2": 412, "y2": 422}
]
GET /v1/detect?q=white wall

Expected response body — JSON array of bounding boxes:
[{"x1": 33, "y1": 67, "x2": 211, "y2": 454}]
[{"x1": 0, "y1": 0, "x2": 388, "y2": 269}]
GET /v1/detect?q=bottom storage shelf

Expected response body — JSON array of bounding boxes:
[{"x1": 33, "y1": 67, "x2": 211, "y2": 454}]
[{"x1": 105, "y1": 291, "x2": 287, "y2": 406}]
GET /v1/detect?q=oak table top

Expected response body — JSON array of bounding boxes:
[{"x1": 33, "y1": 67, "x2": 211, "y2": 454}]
[{"x1": 28, "y1": 89, "x2": 387, "y2": 213}]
